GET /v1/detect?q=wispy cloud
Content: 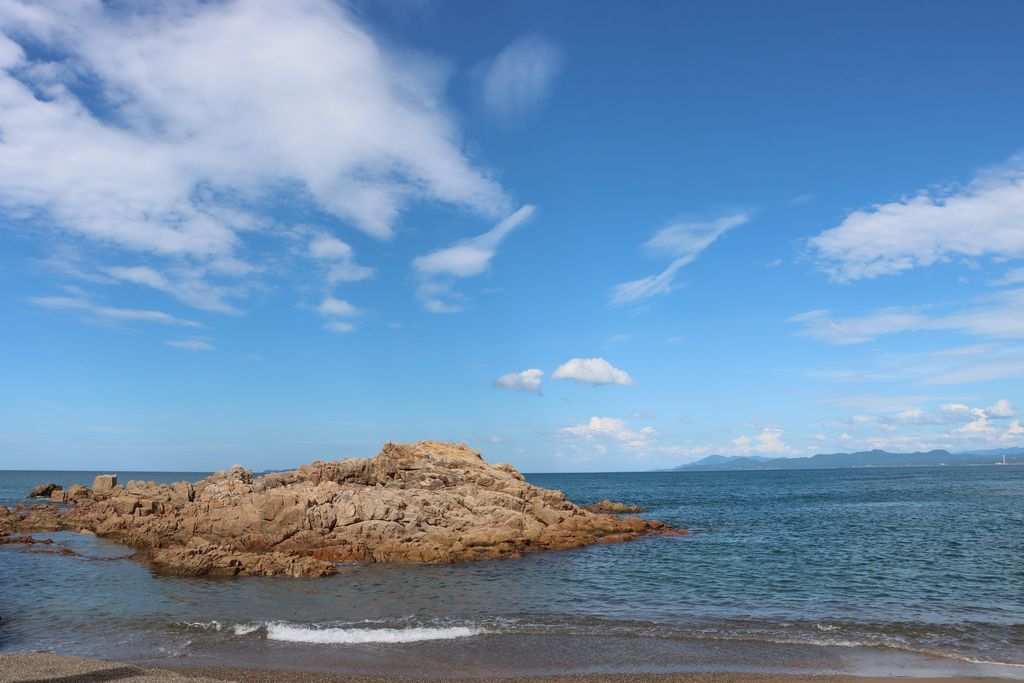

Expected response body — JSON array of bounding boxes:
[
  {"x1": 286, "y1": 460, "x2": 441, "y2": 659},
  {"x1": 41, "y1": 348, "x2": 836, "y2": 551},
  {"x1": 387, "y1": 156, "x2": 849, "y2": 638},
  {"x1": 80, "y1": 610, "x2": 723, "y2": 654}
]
[
  {"x1": 611, "y1": 212, "x2": 749, "y2": 306},
  {"x1": 789, "y1": 288, "x2": 1024, "y2": 345},
  {"x1": 480, "y1": 35, "x2": 562, "y2": 121},
  {"x1": 165, "y1": 339, "x2": 215, "y2": 351},
  {"x1": 29, "y1": 295, "x2": 202, "y2": 328},
  {"x1": 493, "y1": 369, "x2": 543, "y2": 393},
  {"x1": 808, "y1": 154, "x2": 1024, "y2": 280},
  {"x1": 412, "y1": 204, "x2": 535, "y2": 313},
  {"x1": 324, "y1": 321, "x2": 355, "y2": 334},
  {"x1": 552, "y1": 357, "x2": 633, "y2": 386},
  {"x1": 104, "y1": 265, "x2": 243, "y2": 314}
]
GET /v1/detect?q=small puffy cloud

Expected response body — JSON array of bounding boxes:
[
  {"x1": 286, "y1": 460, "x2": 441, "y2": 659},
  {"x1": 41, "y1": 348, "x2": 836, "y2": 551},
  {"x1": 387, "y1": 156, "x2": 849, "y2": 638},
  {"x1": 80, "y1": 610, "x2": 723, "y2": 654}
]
[
  {"x1": 412, "y1": 204, "x2": 535, "y2": 312},
  {"x1": 29, "y1": 294, "x2": 201, "y2": 328},
  {"x1": 987, "y1": 399, "x2": 1016, "y2": 418},
  {"x1": 165, "y1": 339, "x2": 214, "y2": 351},
  {"x1": 493, "y1": 369, "x2": 543, "y2": 393},
  {"x1": 562, "y1": 416, "x2": 653, "y2": 449},
  {"x1": 481, "y1": 35, "x2": 562, "y2": 120},
  {"x1": 612, "y1": 213, "x2": 748, "y2": 306},
  {"x1": 552, "y1": 357, "x2": 633, "y2": 386},
  {"x1": 1005, "y1": 420, "x2": 1024, "y2": 438},
  {"x1": 317, "y1": 296, "x2": 360, "y2": 318},
  {"x1": 731, "y1": 428, "x2": 795, "y2": 455},
  {"x1": 308, "y1": 235, "x2": 374, "y2": 284},
  {"x1": 808, "y1": 155, "x2": 1024, "y2": 281}
]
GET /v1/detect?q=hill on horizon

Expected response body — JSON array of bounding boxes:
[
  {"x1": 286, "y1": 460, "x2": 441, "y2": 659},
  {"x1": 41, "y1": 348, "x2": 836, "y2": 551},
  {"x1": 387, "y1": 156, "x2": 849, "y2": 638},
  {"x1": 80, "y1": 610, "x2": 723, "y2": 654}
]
[{"x1": 670, "y1": 448, "x2": 1023, "y2": 471}]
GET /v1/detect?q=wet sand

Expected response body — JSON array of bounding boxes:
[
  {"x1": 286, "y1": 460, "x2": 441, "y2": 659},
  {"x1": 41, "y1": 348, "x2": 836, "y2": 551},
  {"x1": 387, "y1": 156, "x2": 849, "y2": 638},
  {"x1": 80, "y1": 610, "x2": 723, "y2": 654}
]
[{"x1": 0, "y1": 653, "x2": 1008, "y2": 683}]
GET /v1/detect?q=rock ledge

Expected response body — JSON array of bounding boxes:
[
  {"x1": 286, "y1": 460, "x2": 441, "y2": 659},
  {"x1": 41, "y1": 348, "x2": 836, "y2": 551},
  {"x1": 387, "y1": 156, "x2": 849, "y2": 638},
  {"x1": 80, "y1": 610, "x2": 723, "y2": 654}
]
[{"x1": 2, "y1": 441, "x2": 683, "y2": 577}]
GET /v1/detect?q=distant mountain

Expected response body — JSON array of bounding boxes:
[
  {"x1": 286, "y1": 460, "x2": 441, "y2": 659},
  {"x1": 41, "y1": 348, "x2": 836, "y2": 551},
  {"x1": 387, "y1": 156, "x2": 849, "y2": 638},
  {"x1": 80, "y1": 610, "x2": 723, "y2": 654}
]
[
  {"x1": 670, "y1": 448, "x2": 1021, "y2": 471},
  {"x1": 680, "y1": 454, "x2": 773, "y2": 469},
  {"x1": 958, "y1": 447, "x2": 1024, "y2": 457}
]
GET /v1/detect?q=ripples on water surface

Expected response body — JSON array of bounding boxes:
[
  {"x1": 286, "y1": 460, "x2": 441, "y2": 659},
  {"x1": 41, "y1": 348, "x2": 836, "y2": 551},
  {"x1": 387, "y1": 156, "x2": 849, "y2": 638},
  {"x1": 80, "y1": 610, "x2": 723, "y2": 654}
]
[{"x1": 0, "y1": 466, "x2": 1021, "y2": 677}]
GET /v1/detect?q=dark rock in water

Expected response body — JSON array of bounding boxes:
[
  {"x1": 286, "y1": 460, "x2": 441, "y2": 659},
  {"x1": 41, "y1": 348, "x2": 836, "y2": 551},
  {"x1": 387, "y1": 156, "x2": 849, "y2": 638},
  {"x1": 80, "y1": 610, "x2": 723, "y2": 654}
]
[
  {"x1": 0, "y1": 441, "x2": 685, "y2": 578},
  {"x1": 0, "y1": 534, "x2": 54, "y2": 545},
  {"x1": 585, "y1": 499, "x2": 644, "y2": 514},
  {"x1": 28, "y1": 483, "x2": 62, "y2": 498}
]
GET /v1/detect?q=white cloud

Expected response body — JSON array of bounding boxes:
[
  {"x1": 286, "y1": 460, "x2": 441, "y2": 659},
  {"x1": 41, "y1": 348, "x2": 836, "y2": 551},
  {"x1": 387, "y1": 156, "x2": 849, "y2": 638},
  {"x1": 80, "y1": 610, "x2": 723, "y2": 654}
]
[
  {"x1": 104, "y1": 265, "x2": 242, "y2": 314},
  {"x1": 317, "y1": 296, "x2": 360, "y2": 318},
  {"x1": 165, "y1": 339, "x2": 215, "y2": 351},
  {"x1": 412, "y1": 204, "x2": 535, "y2": 312},
  {"x1": 1006, "y1": 420, "x2": 1024, "y2": 438},
  {"x1": 611, "y1": 212, "x2": 748, "y2": 306},
  {"x1": 493, "y1": 369, "x2": 543, "y2": 393},
  {"x1": 29, "y1": 294, "x2": 202, "y2": 328},
  {"x1": 481, "y1": 35, "x2": 562, "y2": 120},
  {"x1": 808, "y1": 155, "x2": 1024, "y2": 280},
  {"x1": 0, "y1": 1, "x2": 509, "y2": 319},
  {"x1": 552, "y1": 357, "x2": 633, "y2": 386},
  {"x1": 731, "y1": 427, "x2": 795, "y2": 455},
  {"x1": 988, "y1": 399, "x2": 1016, "y2": 418},
  {"x1": 941, "y1": 403, "x2": 993, "y2": 436},
  {"x1": 323, "y1": 321, "x2": 355, "y2": 333},
  {"x1": 989, "y1": 267, "x2": 1024, "y2": 287},
  {"x1": 308, "y1": 234, "x2": 374, "y2": 284},
  {"x1": 790, "y1": 289, "x2": 1024, "y2": 345},
  {"x1": 562, "y1": 416, "x2": 653, "y2": 449}
]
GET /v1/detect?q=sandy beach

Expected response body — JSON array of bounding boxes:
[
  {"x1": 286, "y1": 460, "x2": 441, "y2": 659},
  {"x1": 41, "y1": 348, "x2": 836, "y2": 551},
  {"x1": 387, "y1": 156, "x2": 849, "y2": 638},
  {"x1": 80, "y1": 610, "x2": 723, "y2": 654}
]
[{"x1": 0, "y1": 653, "x2": 1009, "y2": 683}]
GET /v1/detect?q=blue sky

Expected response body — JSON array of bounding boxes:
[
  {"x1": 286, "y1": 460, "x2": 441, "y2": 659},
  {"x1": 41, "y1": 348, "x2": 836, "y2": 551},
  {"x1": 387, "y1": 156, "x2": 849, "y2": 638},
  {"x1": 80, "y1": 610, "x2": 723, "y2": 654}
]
[{"x1": 2, "y1": 0, "x2": 1024, "y2": 472}]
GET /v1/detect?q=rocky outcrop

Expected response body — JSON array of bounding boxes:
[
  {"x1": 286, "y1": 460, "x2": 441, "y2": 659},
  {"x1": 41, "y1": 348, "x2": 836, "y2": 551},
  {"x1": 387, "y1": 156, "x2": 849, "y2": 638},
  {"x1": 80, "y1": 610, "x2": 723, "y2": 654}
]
[
  {"x1": 28, "y1": 483, "x2": 61, "y2": 498},
  {"x1": 5, "y1": 441, "x2": 683, "y2": 577},
  {"x1": 585, "y1": 499, "x2": 644, "y2": 514},
  {"x1": 49, "y1": 484, "x2": 89, "y2": 503},
  {"x1": 92, "y1": 474, "x2": 117, "y2": 494}
]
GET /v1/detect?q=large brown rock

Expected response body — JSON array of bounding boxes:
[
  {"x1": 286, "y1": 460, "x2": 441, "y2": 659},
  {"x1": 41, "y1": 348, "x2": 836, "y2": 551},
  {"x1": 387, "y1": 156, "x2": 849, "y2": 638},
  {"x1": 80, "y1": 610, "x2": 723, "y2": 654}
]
[
  {"x1": 92, "y1": 474, "x2": 117, "y2": 494},
  {"x1": 6, "y1": 441, "x2": 684, "y2": 577}
]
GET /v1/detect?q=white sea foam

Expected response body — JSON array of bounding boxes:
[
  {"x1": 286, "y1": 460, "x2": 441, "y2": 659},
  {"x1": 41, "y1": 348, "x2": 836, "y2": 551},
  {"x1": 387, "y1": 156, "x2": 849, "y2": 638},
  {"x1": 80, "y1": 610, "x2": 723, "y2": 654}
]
[
  {"x1": 184, "y1": 621, "x2": 224, "y2": 631},
  {"x1": 265, "y1": 623, "x2": 483, "y2": 644},
  {"x1": 232, "y1": 623, "x2": 263, "y2": 636}
]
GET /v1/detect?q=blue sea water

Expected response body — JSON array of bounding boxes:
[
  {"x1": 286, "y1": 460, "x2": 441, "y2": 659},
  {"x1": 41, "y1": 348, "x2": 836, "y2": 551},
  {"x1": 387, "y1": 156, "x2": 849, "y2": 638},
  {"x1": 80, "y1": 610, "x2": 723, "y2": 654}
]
[{"x1": 0, "y1": 466, "x2": 1021, "y2": 678}]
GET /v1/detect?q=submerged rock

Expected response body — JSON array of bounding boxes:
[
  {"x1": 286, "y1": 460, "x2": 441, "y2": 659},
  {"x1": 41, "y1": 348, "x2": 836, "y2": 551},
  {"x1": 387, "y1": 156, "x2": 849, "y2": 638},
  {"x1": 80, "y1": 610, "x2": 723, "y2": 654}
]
[
  {"x1": 4, "y1": 441, "x2": 684, "y2": 578},
  {"x1": 584, "y1": 499, "x2": 644, "y2": 514}
]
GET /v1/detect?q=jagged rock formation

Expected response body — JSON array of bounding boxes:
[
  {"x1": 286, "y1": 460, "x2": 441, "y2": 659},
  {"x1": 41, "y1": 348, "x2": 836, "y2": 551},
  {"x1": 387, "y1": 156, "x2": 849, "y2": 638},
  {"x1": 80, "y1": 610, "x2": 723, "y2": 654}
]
[{"x1": 2, "y1": 441, "x2": 683, "y2": 577}]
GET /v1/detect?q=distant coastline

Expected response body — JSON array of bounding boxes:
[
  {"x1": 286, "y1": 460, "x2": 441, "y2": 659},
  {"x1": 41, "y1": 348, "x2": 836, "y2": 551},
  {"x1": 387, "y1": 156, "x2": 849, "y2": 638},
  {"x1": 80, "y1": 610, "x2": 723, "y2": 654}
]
[{"x1": 667, "y1": 447, "x2": 1024, "y2": 471}]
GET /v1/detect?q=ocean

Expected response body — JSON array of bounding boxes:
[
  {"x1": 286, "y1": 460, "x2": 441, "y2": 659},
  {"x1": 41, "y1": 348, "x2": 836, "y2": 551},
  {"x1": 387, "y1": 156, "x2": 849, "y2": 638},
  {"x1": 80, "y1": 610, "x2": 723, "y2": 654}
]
[{"x1": 0, "y1": 466, "x2": 1021, "y2": 678}]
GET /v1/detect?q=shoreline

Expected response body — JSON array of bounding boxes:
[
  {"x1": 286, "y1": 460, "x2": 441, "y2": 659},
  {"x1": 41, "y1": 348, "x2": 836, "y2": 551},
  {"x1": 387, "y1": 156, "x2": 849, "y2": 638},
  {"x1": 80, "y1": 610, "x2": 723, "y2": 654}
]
[{"x1": 0, "y1": 653, "x2": 1011, "y2": 683}]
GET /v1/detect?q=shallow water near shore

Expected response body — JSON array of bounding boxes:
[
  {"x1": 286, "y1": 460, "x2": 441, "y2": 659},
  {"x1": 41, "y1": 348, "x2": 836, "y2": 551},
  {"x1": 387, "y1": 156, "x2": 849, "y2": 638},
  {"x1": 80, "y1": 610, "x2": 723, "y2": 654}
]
[{"x1": 1, "y1": 466, "x2": 1021, "y2": 678}]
